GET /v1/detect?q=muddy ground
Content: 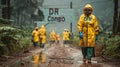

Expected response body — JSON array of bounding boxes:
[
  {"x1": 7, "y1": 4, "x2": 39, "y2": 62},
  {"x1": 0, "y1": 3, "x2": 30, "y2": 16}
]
[{"x1": 0, "y1": 43, "x2": 120, "y2": 67}]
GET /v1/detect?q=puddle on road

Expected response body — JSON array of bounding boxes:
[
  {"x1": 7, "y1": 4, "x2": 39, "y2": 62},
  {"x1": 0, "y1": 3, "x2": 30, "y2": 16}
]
[
  {"x1": 77, "y1": 61, "x2": 102, "y2": 67},
  {"x1": 10, "y1": 44, "x2": 103, "y2": 67},
  {"x1": 79, "y1": 63, "x2": 102, "y2": 67}
]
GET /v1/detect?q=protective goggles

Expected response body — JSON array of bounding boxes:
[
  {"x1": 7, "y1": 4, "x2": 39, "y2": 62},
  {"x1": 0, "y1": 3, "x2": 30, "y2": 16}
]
[{"x1": 84, "y1": 9, "x2": 91, "y2": 12}]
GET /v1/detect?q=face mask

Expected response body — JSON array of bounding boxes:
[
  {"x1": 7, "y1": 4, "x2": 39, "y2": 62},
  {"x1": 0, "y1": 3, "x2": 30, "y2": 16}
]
[
  {"x1": 84, "y1": 9, "x2": 92, "y2": 16},
  {"x1": 36, "y1": 29, "x2": 38, "y2": 31}
]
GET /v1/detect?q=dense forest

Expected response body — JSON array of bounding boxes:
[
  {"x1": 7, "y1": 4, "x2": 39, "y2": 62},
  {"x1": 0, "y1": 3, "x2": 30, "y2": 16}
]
[{"x1": 0, "y1": 0, "x2": 44, "y2": 56}]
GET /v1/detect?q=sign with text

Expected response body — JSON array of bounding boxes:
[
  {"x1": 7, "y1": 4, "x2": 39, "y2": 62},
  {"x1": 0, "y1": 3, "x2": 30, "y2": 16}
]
[{"x1": 47, "y1": 8, "x2": 65, "y2": 22}]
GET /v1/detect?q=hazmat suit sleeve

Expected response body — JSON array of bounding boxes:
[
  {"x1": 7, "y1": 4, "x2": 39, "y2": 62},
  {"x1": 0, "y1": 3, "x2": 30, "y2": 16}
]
[
  {"x1": 77, "y1": 15, "x2": 84, "y2": 32},
  {"x1": 93, "y1": 16, "x2": 99, "y2": 35}
]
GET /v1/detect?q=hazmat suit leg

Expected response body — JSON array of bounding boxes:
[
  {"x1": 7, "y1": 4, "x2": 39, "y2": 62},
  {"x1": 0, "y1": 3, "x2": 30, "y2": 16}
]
[
  {"x1": 50, "y1": 40, "x2": 55, "y2": 46},
  {"x1": 81, "y1": 47, "x2": 87, "y2": 59},
  {"x1": 86, "y1": 47, "x2": 94, "y2": 60},
  {"x1": 63, "y1": 40, "x2": 66, "y2": 44},
  {"x1": 82, "y1": 47, "x2": 94, "y2": 61},
  {"x1": 40, "y1": 44, "x2": 44, "y2": 48},
  {"x1": 33, "y1": 42, "x2": 38, "y2": 47}
]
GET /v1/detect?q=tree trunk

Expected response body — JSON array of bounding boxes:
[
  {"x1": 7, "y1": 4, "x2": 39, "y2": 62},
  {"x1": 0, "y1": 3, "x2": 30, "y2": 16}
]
[
  {"x1": 16, "y1": 12, "x2": 20, "y2": 25},
  {"x1": 1, "y1": 0, "x2": 11, "y2": 19},
  {"x1": 118, "y1": 13, "x2": 120, "y2": 33},
  {"x1": 113, "y1": 0, "x2": 119, "y2": 34}
]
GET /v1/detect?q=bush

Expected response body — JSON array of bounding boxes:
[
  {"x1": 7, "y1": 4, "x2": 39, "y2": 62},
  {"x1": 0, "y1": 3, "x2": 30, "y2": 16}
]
[
  {"x1": 71, "y1": 35, "x2": 80, "y2": 47},
  {"x1": 98, "y1": 34, "x2": 120, "y2": 58},
  {"x1": 0, "y1": 26, "x2": 32, "y2": 55},
  {"x1": 19, "y1": 37, "x2": 32, "y2": 50},
  {"x1": 0, "y1": 46, "x2": 9, "y2": 55}
]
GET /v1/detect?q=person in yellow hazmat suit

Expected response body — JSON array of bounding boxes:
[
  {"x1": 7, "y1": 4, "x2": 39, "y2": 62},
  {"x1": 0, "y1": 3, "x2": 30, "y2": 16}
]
[
  {"x1": 66, "y1": 29, "x2": 70, "y2": 43},
  {"x1": 77, "y1": 4, "x2": 99, "y2": 63},
  {"x1": 62, "y1": 29, "x2": 70, "y2": 44},
  {"x1": 32, "y1": 27, "x2": 39, "y2": 47},
  {"x1": 39, "y1": 25, "x2": 46, "y2": 48},
  {"x1": 49, "y1": 30, "x2": 56, "y2": 46},
  {"x1": 56, "y1": 33, "x2": 60, "y2": 44}
]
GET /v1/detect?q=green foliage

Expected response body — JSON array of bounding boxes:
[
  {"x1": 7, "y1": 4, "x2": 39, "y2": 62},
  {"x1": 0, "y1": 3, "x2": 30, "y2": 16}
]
[
  {"x1": 0, "y1": 26, "x2": 32, "y2": 56},
  {"x1": 98, "y1": 33, "x2": 120, "y2": 58},
  {"x1": 0, "y1": 18, "x2": 14, "y2": 24},
  {"x1": 0, "y1": 46, "x2": 9, "y2": 55},
  {"x1": 11, "y1": 37, "x2": 33, "y2": 54},
  {"x1": 11, "y1": 0, "x2": 44, "y2": 26},
  {"x1": 19, "y1": 37, "x2": 32, "y2": 49},
  {"x1": 71, "y1": 35, "x2": 80, "y2": 47},
  {"x1": 0, "y1": 0, "x2": 44, "y2": 56},
  {"x1": 0, "y1": 26, "x2": 23, "y2": 37}
]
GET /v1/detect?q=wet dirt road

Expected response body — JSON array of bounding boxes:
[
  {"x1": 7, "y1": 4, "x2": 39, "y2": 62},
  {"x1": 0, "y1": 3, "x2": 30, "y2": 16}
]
[{"x1": 8, "y1": 43, "x2": 120, "y2": 67}]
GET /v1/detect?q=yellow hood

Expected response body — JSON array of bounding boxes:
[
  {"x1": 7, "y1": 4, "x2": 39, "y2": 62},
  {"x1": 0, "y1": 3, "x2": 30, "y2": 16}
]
[{"x1": 84, "y1": 4, "x2": 93, "y2": 11}]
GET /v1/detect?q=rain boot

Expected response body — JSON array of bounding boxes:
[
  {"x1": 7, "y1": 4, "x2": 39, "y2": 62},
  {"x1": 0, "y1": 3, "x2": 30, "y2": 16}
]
[
  {"x1": 40, "y1": 44, "x2": 44, "y2": 48},
  {"x1": 83, "y1": 58, "x2": 86, "y2": 64},
  {"x1": 87, "y1": 59, "x2": 91, "y2": 64}
]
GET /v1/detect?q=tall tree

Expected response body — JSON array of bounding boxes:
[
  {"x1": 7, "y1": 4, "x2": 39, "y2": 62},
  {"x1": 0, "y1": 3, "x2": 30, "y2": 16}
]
[
  {"x1": 11, "y1": 0, "x2": 44, "y2": 26},
  {"x1": 113, "y1": 0, "x2": 120, "y2": 34},
  {"x1": 1, "y1": 0, "x2": 11, "y2": 24}
]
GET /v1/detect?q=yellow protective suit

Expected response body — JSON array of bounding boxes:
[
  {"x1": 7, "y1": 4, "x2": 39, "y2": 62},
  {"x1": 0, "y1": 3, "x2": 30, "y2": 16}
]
[
  {"x1": 32, "y1": 29, "x2": 39, "y2": 42},
  {"x1": 66, "y1": 30, "x2": 70, "y2": 40},
  {"x1": 39, "y1": 25, "x2": 46, "y2": 44},
  {"x1": 62, "y1": 31, "x2": 69, "y2": 40},
  {"x1": 49, "y1": 31, "x2": 56, "y2": 40},
  {"x1": 77, "y1": 4, "x2": 99, "y2": 47},
  {"x1": 56, "y1": 34, "x2": 60, "y2": 41}
]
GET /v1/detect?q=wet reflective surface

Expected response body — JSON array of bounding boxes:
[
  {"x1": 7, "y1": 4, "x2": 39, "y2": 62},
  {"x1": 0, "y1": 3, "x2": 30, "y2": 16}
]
[
  {"x1": 9, "y1": 44, "x2": 115, "y2": 67},
  {"x1": 12, "y1": 61, "x2": 102, "y2": 67},
  {"x1": 79, "y1": 63, "x2": 102, "y2": 67}
]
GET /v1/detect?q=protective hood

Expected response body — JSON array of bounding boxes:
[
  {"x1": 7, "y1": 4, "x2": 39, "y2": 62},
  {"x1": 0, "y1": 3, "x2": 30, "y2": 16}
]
[
  {"x1": 41, "y1": 25, "x2": 45, "y2": 29},
  {"x1": 83, "y1": 4, "x2": 93, "y2": 11}
]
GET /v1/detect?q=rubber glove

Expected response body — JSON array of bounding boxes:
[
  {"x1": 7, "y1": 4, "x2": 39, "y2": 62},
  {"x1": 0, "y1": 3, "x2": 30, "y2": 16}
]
[{"x1": 79, "y1": 32, "x2": 83, "y2": 38}]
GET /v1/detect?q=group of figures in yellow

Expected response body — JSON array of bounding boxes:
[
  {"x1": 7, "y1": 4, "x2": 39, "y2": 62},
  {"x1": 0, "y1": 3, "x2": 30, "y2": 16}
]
[
  {"x1": 31, "y1": 27, "x2": 71, "y2": 67},
  {"x1": 32, "y1": 25, "x2": 46, "y2": 48},
  {"x1": 32, "y1": 25, "x2": 70, "y2": 48},
  {"x1": 32, "y1": 4, "x2": 99, "y2": 64}
]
